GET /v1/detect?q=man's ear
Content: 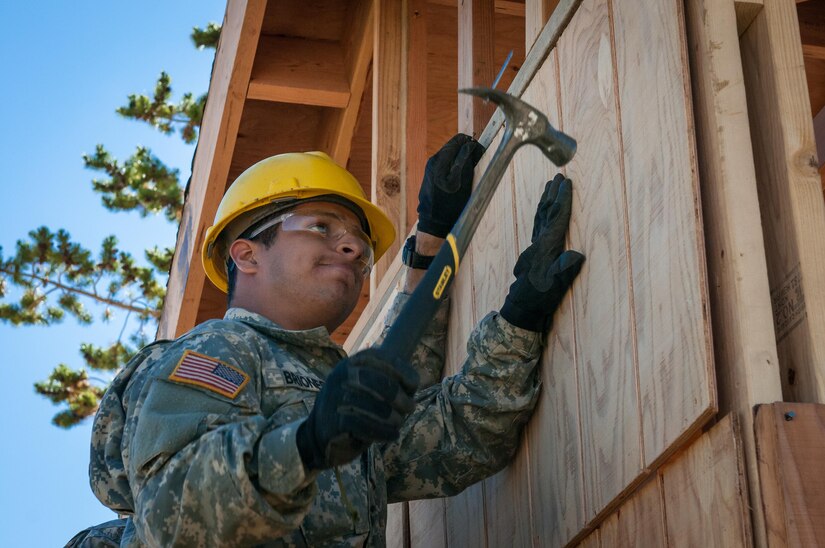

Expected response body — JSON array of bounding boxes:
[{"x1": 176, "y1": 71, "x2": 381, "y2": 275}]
[{"x1": 228, "y1": 239, "x2": 259, "y2": 274}]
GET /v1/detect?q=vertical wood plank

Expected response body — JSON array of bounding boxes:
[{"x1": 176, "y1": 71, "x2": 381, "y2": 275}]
[
  {"x1": 372, "y1": 0, "x2": 407, "y2": 289},
  {"x1": 386, "y1": 502, "x2": 409, "y2": 548},
  {"x1": 557, "y1": 0, "x2": 641, "y2": 519},
  {"x1": 755, "y1": 403, "x2": 825, "y2": 547},
  {"x1": 483, "y1": 436, "x2": 532, "y2": 548},
  {"x1": 660, "y1": 415, "x2": 753, "y2": 547},
  {"x1": 612, "y1": 0, "x2": 716, "y2": 467},
  {"x1": 445, "y1": 482, "x2": 487, "y2": 548},
  {"x1": 158, "y1": 0, "x2": 265, "y2": 339},
  {"x1": 740, "y1": 0, "x2": 825, "y2": 404},
  {"x1": 598, "y1": 478, "x2": 666, "y2": 547},
  {"x1": 409, "y1": 499, "x2": 447, "y2": 548},
  {"x1": 459, "y1": 0, "x2": 496, "y2": 137},
  {"x1": 683, "y1": 0, "x2": 783, "y2": 544},
  {"x1": 517, "y1": 53, "x2": 587, "y2": 548},
  {"x1": 406, "y1": 0, "x2": 428, "y2": 234},
  {"x1": 525, "y1": 0, "x2": 561, "y2": 53}
]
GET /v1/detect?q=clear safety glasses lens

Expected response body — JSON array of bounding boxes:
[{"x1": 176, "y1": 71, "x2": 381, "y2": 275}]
[{"x1": 248, "y1": 211, "x2": 375, "y2": 275}]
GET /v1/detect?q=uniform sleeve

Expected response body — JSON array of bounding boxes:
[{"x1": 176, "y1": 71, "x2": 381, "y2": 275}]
[
  {"x1": 381, "y1": 312, "x2": 542, "y2": 502},
  {"x1": 375, "y1": 291, "x2": 450, "y2": 388},
  {"x1": 121, "y1": 334, "x2": 319, "y2": 546}
]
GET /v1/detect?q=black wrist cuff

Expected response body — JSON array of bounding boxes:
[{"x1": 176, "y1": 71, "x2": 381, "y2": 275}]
[
  {"x1": 402, "y1": 235, "x2": 436, "y2": 269},
  {"x1": 500, "y1": 298, "x2": 547, "y2": 333}
]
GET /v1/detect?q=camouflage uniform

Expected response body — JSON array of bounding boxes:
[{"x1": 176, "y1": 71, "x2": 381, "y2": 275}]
[{"x1": 83, "y1": 292, "x2": 542, "y2": 547}]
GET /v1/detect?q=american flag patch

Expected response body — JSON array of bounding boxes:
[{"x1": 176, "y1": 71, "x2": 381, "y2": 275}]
[{"x1": 169, "y1": 350, "x2": 249, "y2": 399}]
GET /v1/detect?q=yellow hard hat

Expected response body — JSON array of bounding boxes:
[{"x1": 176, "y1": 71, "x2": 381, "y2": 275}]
[{"x1": 202, "y1": 151, "x2": 396, "y2": 293}]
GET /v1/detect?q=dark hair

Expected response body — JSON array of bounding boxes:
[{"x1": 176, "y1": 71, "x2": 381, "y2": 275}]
[{"x1": 226, "y1": 222, "x2": 280, "y2": 306}]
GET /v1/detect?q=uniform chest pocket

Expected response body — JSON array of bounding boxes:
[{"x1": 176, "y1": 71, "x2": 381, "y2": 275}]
[
  {"x1": 261, "y1": 366, "x2": 321, "y2": 423},
  {"x1": 300, "y1": 459, "x2": 371, "y2": 544}
]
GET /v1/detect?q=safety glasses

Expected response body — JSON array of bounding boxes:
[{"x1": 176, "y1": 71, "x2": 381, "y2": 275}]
[{"x1": 247, "y1": 209, "x2": 375, "y2": 275}]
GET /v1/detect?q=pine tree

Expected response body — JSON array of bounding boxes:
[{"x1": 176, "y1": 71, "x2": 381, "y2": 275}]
[{"x1": 0, "y1": 23, "x2": 221, "y2": 428}]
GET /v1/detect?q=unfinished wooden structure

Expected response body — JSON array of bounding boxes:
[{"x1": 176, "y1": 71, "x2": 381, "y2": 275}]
[{"x1": 159, "y1": 0, "x2": 825, "y2": 545}]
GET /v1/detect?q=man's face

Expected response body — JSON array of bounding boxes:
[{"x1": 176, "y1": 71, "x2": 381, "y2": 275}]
[{"x1": 251, "y1": 201, "x2": 371, "y2": 332}]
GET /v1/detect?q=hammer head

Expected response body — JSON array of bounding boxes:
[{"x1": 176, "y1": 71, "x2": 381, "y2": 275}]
[{"x1": 460, "y1": 87, "x2": 576, "y2": 166}]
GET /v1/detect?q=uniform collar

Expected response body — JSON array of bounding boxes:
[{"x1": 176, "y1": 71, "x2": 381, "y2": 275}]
[{"x1": 224, "y1": 307, "x2": 344, "y2": 351}]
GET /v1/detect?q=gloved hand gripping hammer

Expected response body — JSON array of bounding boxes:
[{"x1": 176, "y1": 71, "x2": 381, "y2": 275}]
[{"x1": 380, "y1": 88, "x2": 577, "y2": 360}]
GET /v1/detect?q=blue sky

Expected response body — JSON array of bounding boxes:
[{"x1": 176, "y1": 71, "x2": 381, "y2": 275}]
[{"x1": 0, "y1": 2, "x2": 225, "y2": 544}]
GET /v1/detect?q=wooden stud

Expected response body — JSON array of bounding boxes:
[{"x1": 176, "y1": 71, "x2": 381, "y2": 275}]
[
  {"x1": 320, "y1": 0, "x2": 376, "y2": 166},
  {"x1": 740, "y1": 0, "x2": 825, "y2": 403},
  {"x1": 372, "y1": 0, "x2": 407, "y2": 289},
  {"x1": 525, "y1": 0, "x2": 560, "y2": 53},
  {"x1": 755, "y1": 403, "x2": 825, "y2": 547},
  {"x1": 458, "y1": 0, "x2": 496, "y2": 138},
  {"x1": 406, "y1": 0, "x2": 428, "y2": 233},
  {"x1": 734, "y1": 0, "x2": 764, "y2": 36},
  {"x1": 684, "y1": 0, "x2": 784, "y2": 544},
  {"x1": 157, "y1": 0, "x2": 266, "y2": 339}
]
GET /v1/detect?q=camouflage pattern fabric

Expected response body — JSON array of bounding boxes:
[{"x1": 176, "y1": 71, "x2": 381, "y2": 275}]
[{"x1": 85, "y1": 292, "x2": 541, "y2": 546}]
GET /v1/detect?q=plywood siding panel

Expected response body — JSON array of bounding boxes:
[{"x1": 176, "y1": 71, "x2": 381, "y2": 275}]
[
  {"x1": 661, "y1": 415, "x2": 752, "y2": 547},
  {"x1": 611, "y1": 0, "x2": 715, "y2": 466},
  {"x1": 557, "y1": 0, "x2": 641, "y2": 519},
  {"x1": 409, "y1": 499, "x2": 446, "y2": 548},
  {"x1": 598, "y1": 478, "x2": 666, "y2": 547},
  {"x1": 518, "y1": 53, "x2": 587, "y2": 548},
  {"x1": 445, "y1": 482, "x2": 487, "y2": 548}
]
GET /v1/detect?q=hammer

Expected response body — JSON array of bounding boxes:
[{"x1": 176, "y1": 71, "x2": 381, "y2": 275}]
[{"x1": 380, "y1": 87, "x2": 576, "y2": 361}]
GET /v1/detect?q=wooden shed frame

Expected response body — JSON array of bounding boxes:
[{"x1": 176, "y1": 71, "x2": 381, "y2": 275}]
[{"x1": 159, "y1": 1, "x2": 825, "y2": 545}]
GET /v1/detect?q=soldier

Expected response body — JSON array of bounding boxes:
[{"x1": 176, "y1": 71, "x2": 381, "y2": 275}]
[{"x1": 68, "y1": 134, "x2": 584, "y2": 546}]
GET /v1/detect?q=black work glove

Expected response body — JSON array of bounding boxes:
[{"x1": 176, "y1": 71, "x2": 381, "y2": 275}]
[
  {"x1": 500, "y1": 174, "x2": 585, "y2": 333},
  {"x1": 417, "y1": 133, "x2": 486, "y2": 238},
  {"x1": 296, "y1": 348, "x2": 419, "y2": 470}
]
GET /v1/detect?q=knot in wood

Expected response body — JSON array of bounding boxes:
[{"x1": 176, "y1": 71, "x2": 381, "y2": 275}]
[{"x1": 381, "y1": 175, "x2": 401, "y2": 197}]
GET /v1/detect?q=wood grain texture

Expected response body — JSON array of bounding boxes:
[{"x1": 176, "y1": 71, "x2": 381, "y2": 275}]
[
  {"x1": 557, "y1": 0, "x2": 641, "y2": 519},
  {"x1": 459, "y1": 0, "x2": 497, "y2": 138},
  {"x1": 740, "y1": 0, "x2": 825, "y2": 404},
  {"x1": 660, "y1": 414, "x2": 753, "y2": 548},
  {"x1": 735, "y1": 0, "x2": 764, "y2": 35},
  {"x1": 408, "y1": 499, "x2": 447, "y2": 548},
  {"x1": 320, "y1": 0, "x2": 375, "y2": 165},
  {"x1": 598, "y1": 478, "x2": 665, "y2": 548},
  {"x1": 445, "y1": 482, "x2": 487, "y2": 548},
  {"x1": 684, "y1": 0, "x2": 784, "y2": 543},
  {"x1": 483, "y1": 434, "x2": 532, "y2": 548},
  {"x1": 158, "y1": 0, "x2": 265, "y2": 339},
  {"x1": 247, "y1": 36, "x2": 350, "y2": 107},
  {"x1": 372, "y1": 0, "x2": 407, "y2": 290},
  {"x1": 612, "y1": 0, "x2": 715, "y2": 468},
  {"x1": 386, "y1": 502, "x2": 408, "y2": 548},
  {"x1": 406, "y1": 0, "x2": 428, "y2": 234},
  {"x1": 525, "y1": 0, "x2": 561, "y2": 53},
  {"x1": 755, "y1": 403, "x2": 825, "y2": 547},
  {"x1": 518, "y1": 54, "x2": 587, "y2": 548}
]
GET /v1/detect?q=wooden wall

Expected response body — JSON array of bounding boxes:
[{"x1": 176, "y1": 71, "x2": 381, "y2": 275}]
[{"x1": 349, "y1": 0, "x2": 720, "y2": 544}]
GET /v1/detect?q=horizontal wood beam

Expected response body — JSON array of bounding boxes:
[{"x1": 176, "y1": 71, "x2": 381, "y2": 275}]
[
  {"x1": 428, "y1": 0, "x2": 525, "y2": 17},
  {"x1": 802, "y1": 43, "x2": 825, "y2": 61},
  {"x1": 248, "y1": 36, "x2": 350, "y2": 107}
]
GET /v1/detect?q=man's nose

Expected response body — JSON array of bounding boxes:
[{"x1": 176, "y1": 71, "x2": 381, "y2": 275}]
[{"x1": 334, "y1": 233, "x2": 365, "y2": 259}]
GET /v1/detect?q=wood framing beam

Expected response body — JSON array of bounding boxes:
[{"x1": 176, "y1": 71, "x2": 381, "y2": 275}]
[
  {"x1": 406, "y1": 0, "x2": 428, "y2": 233},
  {"x1": 372, "y1": 0, "x2": 407, "y2": 288},
  {"x1": 741, "y1": 0, "x2": 825, "y2": 404},
  {"x1": 755, "y1": 403, "x2": 825, "y2": 547},
  {"x1": 816, "y1": 105, "x2": 825, "y2": 169},
  {"x1": 428, "y1": 0, "x2": 525, "y2": 16},
  {"x1": 458, "y1": 0, "x2": 496, "y2": 138},
  {"x1": 525, "y1": 0, "x2": 560, "y2": 52},
  {"x1": 320, "y1": 0, "x2": 375, "y2": 165},
  {"x1": 247, "y1": 36, "x2": 350, "y2": 107},
  {"x1": 685, "y1": 1, "x2": 784, "y2": 544},
  {"x1": 158, "y1": 0, "x2": 265, "y2": 339},
  {"x1": 734, "y1": 0, "x2": 764, "y2": 35},
  {"x1": 802, "y1": 43, "x2": 825, "y2": 60}
]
